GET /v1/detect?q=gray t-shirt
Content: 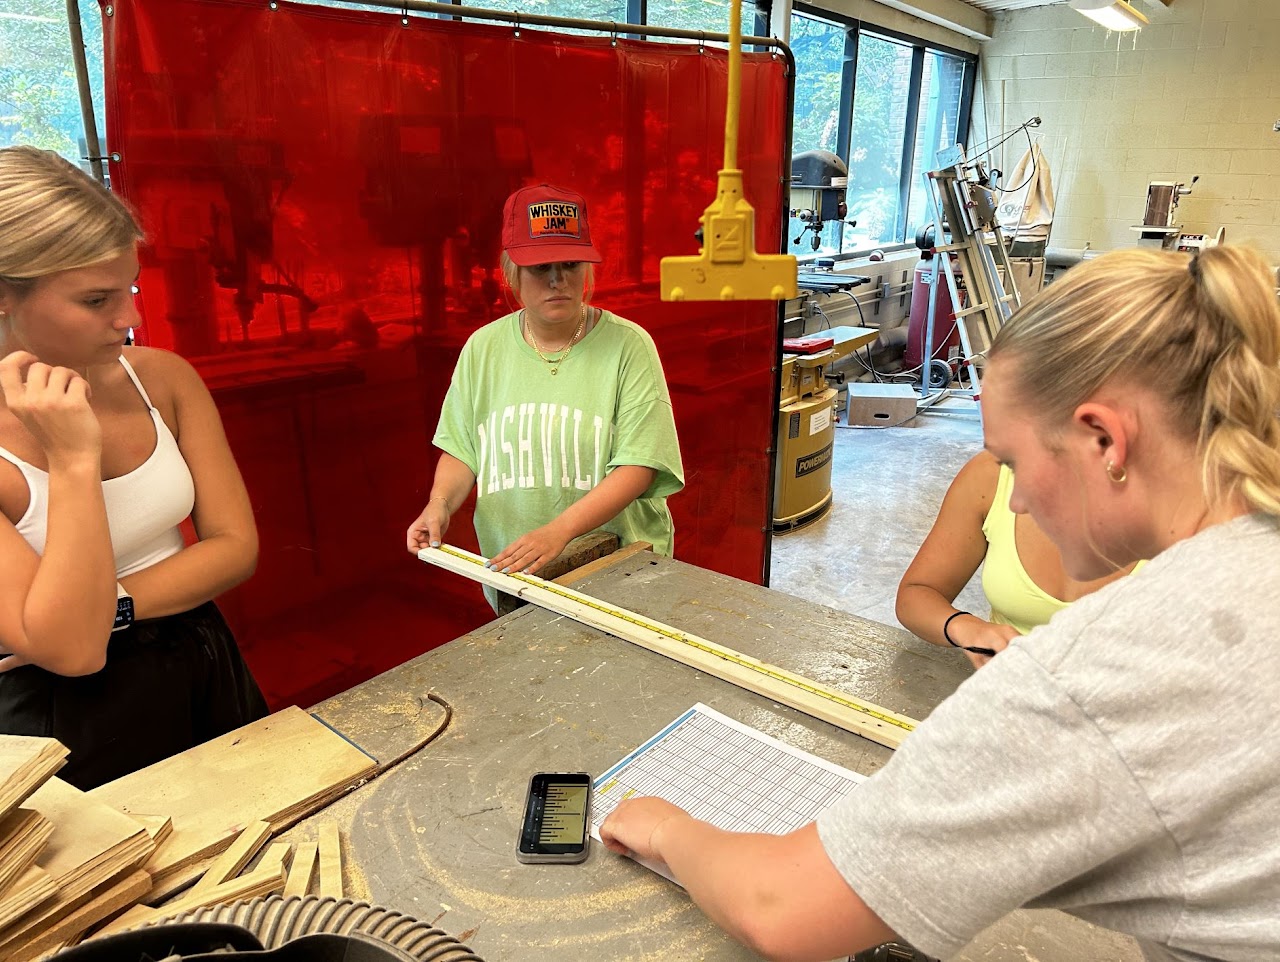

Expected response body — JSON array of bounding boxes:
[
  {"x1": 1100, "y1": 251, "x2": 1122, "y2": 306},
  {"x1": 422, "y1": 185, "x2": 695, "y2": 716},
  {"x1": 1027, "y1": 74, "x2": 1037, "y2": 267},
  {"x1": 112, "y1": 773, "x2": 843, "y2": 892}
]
[{"x1": 818, "y1": 512, "x2": 1280, "y2": 961}]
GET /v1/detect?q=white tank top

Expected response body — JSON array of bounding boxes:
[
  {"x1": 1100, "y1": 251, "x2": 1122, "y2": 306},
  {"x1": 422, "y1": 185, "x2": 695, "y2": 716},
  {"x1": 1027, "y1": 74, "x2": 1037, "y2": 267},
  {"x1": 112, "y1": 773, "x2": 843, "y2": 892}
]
[{"x1": 0, "y1": 355, "x2": 196, "y2": 578}]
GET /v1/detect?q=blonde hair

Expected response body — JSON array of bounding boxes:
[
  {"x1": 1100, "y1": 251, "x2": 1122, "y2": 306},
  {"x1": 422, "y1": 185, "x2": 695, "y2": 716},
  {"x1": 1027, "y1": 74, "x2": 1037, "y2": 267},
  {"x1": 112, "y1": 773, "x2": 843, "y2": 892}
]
[
  {"x1": 990, "y1": 245, "x2": 1280, "y2": 516},
  {"x1": 500, "y1": 251, "x2": 595, "y2": 307},
  {"x1": 0, "y1": 146, "x2": 143, "y2": 296}
]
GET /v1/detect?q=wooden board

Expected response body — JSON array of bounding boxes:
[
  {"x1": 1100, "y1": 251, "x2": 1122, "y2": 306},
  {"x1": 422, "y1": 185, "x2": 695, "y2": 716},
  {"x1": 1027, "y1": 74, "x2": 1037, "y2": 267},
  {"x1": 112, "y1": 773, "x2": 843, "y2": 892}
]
[
  {"x1": 189, "y1": 821, "x2": 270, "y2": 896},
  {"x1": 552, "y1": 541, "x2": 653, "y2": 587},
  {"x1": 420, "y1": 545, "x2": 919, "y2": 749},
  {"x1": 6, "y1": 869, "x2": 150, "y2": 962},
  {"x1": 317, "y1": 824, "x2": 342, "y2": 899},
  {"x1": 89, "y1": 707, "x2": 375, "y2": 892},
  {"x1": 282, "y1": 841, "x2": 316, "y2": 898},
  {"x1": 0, "y1": 779, "x2": 152, "y2": 951},
  {"x1": 0, "y1": 811, "x2": 53, "y2": 898},
  {"x1": 0, "y1": 738, "x2": 67, "y2": 823}
]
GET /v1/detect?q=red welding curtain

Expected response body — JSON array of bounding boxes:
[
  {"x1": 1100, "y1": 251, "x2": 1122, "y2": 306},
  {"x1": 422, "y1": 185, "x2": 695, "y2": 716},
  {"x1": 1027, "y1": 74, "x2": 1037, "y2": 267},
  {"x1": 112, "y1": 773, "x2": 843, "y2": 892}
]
[{"x1": 102, "y1": 0, "x2": 788, "y2": 708}]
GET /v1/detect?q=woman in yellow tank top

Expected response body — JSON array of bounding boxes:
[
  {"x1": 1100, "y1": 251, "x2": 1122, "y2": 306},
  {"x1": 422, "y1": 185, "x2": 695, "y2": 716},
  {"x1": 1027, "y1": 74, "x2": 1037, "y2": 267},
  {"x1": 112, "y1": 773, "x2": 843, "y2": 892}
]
[{"x1": 896, "y1": 451, "x2": 1142, "y2": 667}]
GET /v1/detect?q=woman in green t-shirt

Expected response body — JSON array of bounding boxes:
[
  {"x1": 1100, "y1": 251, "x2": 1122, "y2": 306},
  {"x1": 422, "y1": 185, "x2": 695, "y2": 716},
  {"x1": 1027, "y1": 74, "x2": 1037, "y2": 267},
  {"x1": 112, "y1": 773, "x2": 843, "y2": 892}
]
[{"x1": 406, "y1": 184, "x2": 684, "y2": 593}]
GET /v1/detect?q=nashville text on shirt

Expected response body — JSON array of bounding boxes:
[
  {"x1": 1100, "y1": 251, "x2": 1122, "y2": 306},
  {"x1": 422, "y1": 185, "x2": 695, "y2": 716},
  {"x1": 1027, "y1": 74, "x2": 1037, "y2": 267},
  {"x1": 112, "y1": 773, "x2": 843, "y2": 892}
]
[{"x1": 476, "y1": 403, "x2": 609, "y2": 496}]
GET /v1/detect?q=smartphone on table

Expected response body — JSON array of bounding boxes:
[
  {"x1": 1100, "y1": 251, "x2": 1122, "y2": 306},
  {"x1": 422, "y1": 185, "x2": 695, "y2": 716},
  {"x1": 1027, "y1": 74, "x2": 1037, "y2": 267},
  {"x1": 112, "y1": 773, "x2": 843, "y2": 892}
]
[{"x1": 516, "y1": 772, "x2": 592, "y2": 864}]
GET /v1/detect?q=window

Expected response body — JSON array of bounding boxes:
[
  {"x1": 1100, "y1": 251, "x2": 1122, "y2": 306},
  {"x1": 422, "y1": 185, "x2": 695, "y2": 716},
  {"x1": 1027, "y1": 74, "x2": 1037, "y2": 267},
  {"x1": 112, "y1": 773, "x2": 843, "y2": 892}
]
[
  {"x1": 1, "y1": 1, "x2": 106, "y2": 163},
  {"x1": 787, "y1": 12, "x2": 849, "y2": 255},
  {"x1": 787, "y1": 8, "x2": 978, "y2": 259},
  {"x1": 844, "y1": 32, "x2": 913, "y2": 252},
  {"x1": 642, "y1": 0, "x2": 763, "y2": 40}
]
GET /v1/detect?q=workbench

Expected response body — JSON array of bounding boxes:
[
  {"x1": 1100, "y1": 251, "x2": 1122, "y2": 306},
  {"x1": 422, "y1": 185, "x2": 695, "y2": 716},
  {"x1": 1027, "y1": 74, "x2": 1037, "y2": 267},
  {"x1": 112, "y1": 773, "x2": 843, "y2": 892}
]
[{"x1": 298, "y1": 550, "x2": 1141, "y2": 962}]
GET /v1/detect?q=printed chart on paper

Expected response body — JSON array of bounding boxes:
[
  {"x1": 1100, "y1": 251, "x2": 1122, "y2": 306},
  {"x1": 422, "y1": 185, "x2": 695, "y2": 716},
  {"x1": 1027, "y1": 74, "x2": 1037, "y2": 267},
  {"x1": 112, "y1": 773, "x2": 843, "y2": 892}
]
[{"x1": 590, "y1": 703, "x2": 864, "y2": 877}]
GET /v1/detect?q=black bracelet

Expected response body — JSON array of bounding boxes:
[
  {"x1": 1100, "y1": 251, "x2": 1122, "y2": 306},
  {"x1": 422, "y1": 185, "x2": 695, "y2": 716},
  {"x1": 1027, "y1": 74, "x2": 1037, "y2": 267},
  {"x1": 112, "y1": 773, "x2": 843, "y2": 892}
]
[
  {"x1": 942, "y1": 610, "x2": 971, "y2": 648},
  {"x1": 943, "y1": 610, "x2": 998, "y2": 657}
]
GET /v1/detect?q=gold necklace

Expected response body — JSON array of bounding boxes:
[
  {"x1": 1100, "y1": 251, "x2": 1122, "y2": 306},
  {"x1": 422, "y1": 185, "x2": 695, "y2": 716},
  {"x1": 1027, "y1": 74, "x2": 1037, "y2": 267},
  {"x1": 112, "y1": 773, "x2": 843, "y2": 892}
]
[{"x1": 524, "y1": 306, "x2": 588, "y2": 376}]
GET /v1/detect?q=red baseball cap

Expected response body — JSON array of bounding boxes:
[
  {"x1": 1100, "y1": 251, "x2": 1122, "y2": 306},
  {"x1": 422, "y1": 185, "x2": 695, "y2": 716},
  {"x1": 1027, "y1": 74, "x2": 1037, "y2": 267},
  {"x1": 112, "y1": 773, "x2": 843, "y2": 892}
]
[{"x1": 501, "y1": 184, "x2": 602, "y2": 267}]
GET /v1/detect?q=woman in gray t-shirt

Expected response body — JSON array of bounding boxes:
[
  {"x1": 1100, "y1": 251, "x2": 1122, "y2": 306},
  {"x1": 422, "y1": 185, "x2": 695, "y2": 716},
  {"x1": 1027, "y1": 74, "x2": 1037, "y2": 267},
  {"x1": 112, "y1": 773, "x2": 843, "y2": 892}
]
[{"x1": 601, "y1": 244, "x2": 1280, "y2": 962}]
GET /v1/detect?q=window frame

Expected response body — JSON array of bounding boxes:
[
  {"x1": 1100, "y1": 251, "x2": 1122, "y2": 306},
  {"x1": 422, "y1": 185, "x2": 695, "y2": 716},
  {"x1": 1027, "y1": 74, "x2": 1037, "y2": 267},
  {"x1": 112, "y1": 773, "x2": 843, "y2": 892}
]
[{"x1": 789, "y1": 4, "x2": 978, "y2": 262}]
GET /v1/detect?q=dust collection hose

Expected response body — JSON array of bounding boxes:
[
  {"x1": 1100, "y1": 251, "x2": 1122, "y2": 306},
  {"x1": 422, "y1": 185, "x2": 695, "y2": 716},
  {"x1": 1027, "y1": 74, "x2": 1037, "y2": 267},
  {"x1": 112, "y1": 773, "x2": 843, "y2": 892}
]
[{"x1": 163, "y1": 894, "x2": 486, "y2": 961}]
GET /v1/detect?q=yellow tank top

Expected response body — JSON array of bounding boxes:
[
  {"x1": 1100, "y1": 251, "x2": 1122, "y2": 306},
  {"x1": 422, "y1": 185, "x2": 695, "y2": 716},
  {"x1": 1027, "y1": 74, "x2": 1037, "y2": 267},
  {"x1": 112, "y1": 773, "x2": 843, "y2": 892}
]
[{"x1": 981, "y1": 465, "x2": 1065, "y2": 634}]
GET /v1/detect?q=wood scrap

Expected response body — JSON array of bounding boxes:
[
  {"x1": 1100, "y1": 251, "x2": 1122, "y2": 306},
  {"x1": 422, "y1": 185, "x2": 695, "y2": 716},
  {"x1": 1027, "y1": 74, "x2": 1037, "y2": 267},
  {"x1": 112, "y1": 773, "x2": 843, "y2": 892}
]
[
  {"x1": 189, "y1": 821, "x2": 270, "y2": 896},
  {"x1": 101, "y1": 860, "x2": 285, "y2": 936},
  {"x1": 0, "y1": 810, "x2": 53, "y2": 898},
  {"x1": 6, "y1": 869, "x2": 150, "y2": 962},
  {"x1": 89, "y1": 707, "x2": 375, "y2": 895},
  {"x1": 257, "y1": 842, "x2": 292, "y2": 876},
  {"x1": 282, "y1": 841, "x2": 316, "y2": 898},
  {"x1": 0, "y1": 778, "x2": 152, "y2": 952},
  {"x1": 0, "y1": 866, "x2": 57, "y2": 931},
  {"x1": 553, "y1": 540, "x2": 652, "y2": 586},
  {"x1": 317, "y1": 824, "x2": 342, "y2": 899},
  {"x1": 0, "y1": 738, "x2": 67, "y2": 822}
]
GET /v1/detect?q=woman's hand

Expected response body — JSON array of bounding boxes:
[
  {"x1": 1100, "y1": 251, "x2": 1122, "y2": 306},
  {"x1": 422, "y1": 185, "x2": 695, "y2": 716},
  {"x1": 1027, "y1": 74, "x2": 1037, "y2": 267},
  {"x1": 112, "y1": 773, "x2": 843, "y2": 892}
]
[
  {"x1": 406, "y1": 498, "x2": 452, "y2": 553},
  {"x1": 599, "y1": 797, "x2": 688, "y2": 863},
  {"x1": 0, "y1": 352, "x2": 101, "y2": 467},
  {"x1": 487, "y1": 521, "x2": 572, "y2": 575},
  {"x1": 948, "y1": 614, "x2": 1021, "y2": 668}
]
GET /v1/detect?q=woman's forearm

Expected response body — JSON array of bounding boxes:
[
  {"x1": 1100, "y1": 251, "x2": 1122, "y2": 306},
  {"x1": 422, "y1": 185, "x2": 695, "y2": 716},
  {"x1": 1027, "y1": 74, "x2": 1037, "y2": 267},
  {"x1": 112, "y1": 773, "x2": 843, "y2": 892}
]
[
  {"x1": 896, "y1": 582, "x2": 963, "y2": 647},
  {"x1": 120, "y1": 532, "x2": 256, "y2": 620},
  {"x1": 22, "y1": 458, "x2": 116, "y2": 674}
]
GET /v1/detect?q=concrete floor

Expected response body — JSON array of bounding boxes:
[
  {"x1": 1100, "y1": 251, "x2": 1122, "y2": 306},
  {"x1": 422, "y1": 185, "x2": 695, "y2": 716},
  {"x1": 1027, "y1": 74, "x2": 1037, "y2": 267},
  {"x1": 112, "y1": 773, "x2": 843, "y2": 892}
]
[{"x1": 769, "y1": 395, "x2": 1144, "y2": 962}]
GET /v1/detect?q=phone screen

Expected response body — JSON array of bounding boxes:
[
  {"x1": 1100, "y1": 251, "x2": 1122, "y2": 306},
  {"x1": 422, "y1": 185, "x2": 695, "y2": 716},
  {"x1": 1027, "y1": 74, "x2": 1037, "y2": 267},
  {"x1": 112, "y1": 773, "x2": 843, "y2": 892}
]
[{"x1": 519, "y1": 773, "x2": 591, "y2": 858}]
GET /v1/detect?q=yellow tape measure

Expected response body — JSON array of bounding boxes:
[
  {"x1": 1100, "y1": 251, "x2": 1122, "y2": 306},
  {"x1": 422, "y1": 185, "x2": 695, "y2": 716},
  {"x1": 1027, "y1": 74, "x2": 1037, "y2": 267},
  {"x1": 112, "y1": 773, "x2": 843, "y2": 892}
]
[{"x1": 436, "y1": 545, "x2": 915, "y2": 735}]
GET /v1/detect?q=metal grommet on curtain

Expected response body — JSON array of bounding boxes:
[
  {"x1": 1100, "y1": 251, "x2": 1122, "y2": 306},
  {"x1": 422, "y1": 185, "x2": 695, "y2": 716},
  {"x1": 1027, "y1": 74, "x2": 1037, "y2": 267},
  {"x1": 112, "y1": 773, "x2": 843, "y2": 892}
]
[
  {"x1": 268, "y1": 0, "x2": 277, "y2": 9},
  {"x1": 401, "y1": 0, "x2": 409, "y2": 25},
  {"x1": 697, "y1": 31, "x2": 706, "y2": 54},
  {"x1": 513, "y1": 11, "x2": 521, "y2": 37}
]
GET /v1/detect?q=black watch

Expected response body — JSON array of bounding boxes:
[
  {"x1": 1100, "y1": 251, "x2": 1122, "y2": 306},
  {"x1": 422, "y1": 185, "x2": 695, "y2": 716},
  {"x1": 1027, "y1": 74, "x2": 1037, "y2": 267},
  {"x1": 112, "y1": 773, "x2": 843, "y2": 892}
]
[{"x1": 113, "y1": 583, "x2": 134, "y2": 632}]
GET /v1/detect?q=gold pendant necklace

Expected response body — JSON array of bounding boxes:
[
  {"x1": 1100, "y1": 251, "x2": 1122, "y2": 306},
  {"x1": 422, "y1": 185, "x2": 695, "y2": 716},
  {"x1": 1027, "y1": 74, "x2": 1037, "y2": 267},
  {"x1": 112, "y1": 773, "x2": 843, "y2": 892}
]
[{"x1": 524, "y1": 306, "x2": 588, "y2": 376}]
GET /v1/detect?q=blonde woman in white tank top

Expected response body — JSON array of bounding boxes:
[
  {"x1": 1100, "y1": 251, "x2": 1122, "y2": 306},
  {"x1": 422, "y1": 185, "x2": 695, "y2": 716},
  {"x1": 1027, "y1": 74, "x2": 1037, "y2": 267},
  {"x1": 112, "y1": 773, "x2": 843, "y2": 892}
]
[{"x1": 0, "y1": 146, "x2": 266, "y2": 789}]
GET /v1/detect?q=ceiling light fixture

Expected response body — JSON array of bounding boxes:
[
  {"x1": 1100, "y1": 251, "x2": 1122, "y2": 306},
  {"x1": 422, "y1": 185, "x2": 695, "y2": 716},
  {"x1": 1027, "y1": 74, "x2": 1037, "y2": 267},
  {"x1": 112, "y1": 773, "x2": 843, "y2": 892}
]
[{"x1": 1069, "y1": 0, "x2": 1149, "y2": 30}]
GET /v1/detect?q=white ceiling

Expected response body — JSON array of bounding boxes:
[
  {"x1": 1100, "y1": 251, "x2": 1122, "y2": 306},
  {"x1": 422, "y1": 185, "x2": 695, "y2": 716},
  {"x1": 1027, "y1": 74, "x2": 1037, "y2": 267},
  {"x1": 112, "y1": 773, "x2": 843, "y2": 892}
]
[{"x1": 958, "y1": 0, "x2": 1063, "y2": 10}]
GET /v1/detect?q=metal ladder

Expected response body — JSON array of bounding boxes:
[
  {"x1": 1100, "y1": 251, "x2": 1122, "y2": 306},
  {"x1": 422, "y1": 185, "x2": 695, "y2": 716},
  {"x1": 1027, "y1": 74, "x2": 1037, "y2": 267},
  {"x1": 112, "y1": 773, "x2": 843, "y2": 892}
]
[{"x1": 919, "y1": 145, "x2": 1022, "y2": 402}]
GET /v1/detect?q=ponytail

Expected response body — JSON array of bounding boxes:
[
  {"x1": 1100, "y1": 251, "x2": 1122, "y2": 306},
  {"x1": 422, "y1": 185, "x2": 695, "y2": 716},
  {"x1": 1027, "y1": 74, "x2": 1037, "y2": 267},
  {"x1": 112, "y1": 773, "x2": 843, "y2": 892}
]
[{"x1": 990, "y1": 244, "x2": 1280, "y2": 516}]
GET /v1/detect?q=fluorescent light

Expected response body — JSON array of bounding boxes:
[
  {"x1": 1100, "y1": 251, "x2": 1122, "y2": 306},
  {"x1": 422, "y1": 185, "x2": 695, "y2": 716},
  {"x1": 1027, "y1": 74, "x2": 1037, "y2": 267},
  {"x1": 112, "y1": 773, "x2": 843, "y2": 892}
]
[{"x1": 1069, "y1": 0, "x2": 1149, "y2": 30}]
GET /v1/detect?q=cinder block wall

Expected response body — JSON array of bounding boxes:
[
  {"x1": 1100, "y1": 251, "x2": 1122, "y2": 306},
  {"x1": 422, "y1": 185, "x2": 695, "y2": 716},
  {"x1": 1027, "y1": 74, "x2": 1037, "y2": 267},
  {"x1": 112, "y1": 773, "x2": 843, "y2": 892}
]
[{"x1": 972, "y1": 0, "x2": 1279, "y2": 265}]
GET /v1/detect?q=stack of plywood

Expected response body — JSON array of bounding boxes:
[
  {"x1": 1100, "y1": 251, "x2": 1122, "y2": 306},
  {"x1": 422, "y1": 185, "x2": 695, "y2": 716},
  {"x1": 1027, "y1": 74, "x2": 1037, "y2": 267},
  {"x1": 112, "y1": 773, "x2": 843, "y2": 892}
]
[
  {"x1": 0, "y1": 737, "x2": 70, "y2": 931},
  {"x1": 0, "y1": 709, "x2": 375, "y2": 960}
]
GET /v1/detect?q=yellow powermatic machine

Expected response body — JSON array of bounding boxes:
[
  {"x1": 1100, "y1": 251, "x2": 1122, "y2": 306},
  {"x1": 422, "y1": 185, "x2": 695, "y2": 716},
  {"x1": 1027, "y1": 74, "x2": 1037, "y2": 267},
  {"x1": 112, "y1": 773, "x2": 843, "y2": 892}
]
[{"x1": 774, "y1": 326, "x2": 879, "y2": 531}]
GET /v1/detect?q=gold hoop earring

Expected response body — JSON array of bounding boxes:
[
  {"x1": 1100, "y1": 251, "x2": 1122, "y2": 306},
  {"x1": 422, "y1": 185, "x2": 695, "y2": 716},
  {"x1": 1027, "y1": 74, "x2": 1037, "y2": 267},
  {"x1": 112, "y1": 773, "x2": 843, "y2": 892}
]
[{"x1": 1106, "y1": 460, "x2": 1127, "y2": 484}]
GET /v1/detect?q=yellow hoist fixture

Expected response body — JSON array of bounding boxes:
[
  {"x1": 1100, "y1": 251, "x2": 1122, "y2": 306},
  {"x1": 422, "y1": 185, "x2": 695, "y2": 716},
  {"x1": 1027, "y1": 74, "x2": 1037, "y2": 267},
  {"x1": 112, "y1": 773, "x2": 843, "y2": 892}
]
[{"x1": 659, "y1": 0, "x2": 798, "y2": 303}]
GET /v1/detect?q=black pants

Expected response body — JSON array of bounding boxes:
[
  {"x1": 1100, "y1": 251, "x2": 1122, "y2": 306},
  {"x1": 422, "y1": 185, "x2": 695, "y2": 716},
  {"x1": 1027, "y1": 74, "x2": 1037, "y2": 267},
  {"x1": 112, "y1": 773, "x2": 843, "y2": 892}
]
[{"x1": 0, "y1": 602, "x2": 268, "y2": 790}]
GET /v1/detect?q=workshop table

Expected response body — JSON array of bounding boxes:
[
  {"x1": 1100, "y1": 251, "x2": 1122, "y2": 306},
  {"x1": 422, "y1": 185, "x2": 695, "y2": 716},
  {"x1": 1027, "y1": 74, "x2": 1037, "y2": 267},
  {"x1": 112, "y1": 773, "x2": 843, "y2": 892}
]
[{"x1": 302, "y1": 551, "x2": 1142, "y2": 962}]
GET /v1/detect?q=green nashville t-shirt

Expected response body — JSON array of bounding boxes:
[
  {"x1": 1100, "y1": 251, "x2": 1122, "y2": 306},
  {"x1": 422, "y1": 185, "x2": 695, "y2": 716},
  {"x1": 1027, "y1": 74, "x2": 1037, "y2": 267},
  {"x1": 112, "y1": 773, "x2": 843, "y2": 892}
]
[{"x1": 433, "y1": 309, "x2": 685, "y2": 576}]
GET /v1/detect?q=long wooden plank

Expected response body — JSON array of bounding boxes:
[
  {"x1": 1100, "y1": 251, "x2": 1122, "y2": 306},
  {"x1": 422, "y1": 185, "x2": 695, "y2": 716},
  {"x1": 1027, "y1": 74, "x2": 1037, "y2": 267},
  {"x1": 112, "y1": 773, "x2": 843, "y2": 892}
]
[
  {"x1": 420, "y1": 545, "x2": 918, "y2": 749},
  {"x1": 283, "y1": 842, "x2": 316, "y2": 898},
  {"x1": 7, "y1": 870, "x2": 150, "y2": 962},
  {"x1": 89, "y1": 707, "x2": 376, "y2": 892},
  {"x1": 189, "y1": 821, "x2": 271, "y2": 896},
  {"x1": 317, "y1": 824, "x2": 342, "y2": 899}
]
